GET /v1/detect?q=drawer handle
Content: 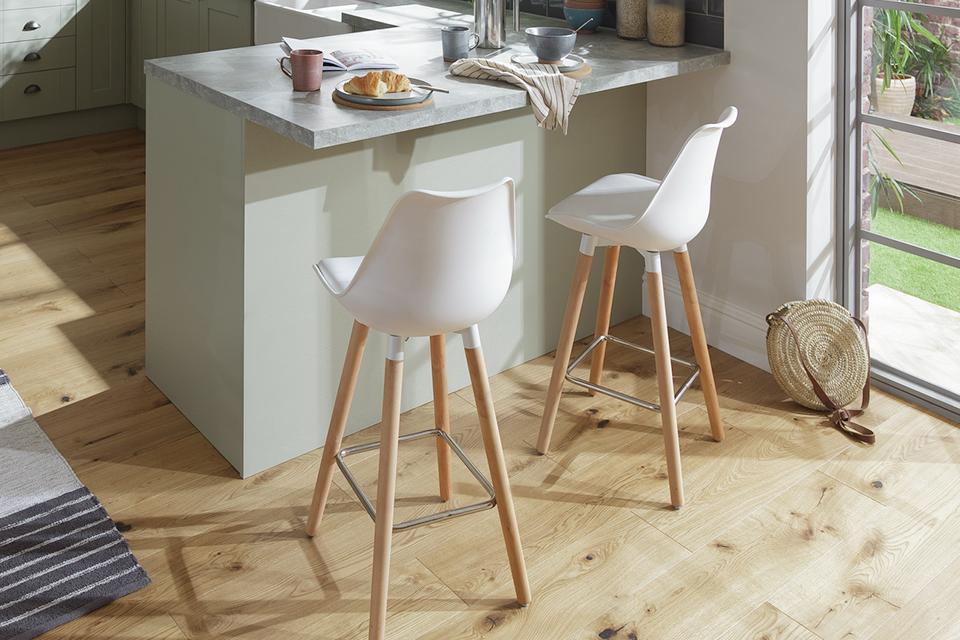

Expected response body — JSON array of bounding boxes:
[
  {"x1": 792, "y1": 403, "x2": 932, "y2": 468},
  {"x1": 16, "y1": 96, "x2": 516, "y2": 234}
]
[
  {"x1": 23, "y1": 52, "x2": 42, "y2": 62},
  {"x1": 23, "y1": 20, "x2": 41, "y2": 31},
  {"x1": 23, "y1": 84, "x2": 42, "y2": 95}
]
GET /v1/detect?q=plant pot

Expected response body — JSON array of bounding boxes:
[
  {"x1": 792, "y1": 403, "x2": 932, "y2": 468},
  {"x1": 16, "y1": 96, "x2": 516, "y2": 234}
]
[{"x1": 874, "y1": 75, "x2": 916, "y2": 116}]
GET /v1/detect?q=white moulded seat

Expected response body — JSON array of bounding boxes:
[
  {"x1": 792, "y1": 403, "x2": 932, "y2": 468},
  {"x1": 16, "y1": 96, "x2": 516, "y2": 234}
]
[
  {"x1": 313, "y1": 181, "x2": 516, "y2": 338},
  {"x1": 306, "y1": 178, "x2": 530, "y2": 640},
  {"x1": 314, "y1": 255, "x2": 363, "y2": 295},
  {"x1": 546, "y1": 173, "x2": 661, "y2": 242},
  {"x1": 538, "y1": 107, "x2": 739, "y2": 510}
]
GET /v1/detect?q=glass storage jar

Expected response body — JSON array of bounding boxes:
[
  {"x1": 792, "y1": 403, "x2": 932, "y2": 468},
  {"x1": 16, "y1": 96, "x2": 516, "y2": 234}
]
[
  {"x1": 616, "y1": 0, "x2": 646, "y2": 40},
  {"x1": 647, "y1": 0, "x2": 685, "y2": 47}
]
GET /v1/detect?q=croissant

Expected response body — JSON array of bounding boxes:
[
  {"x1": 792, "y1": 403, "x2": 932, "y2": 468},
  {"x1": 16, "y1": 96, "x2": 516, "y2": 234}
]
[
  {"x1": 382, "y1": 70, "x2": 411, "y2": 93},
  {"x1": 343, "y1": 71, "x2": 387, "y2": 97}
]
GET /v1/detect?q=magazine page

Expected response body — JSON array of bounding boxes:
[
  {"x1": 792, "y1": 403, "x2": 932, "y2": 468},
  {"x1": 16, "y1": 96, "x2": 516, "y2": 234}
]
[
  {"x1": 330, "y1": 49, "x2": 398, "y2": 71},
  {"x1": 280, "y1": 37, "x2": 346, "y2": 68}
]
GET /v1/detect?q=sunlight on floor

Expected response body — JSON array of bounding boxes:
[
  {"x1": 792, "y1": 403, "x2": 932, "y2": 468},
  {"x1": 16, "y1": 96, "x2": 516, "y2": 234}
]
[
  {"x1": 0, "y1": 226, "x2": 109, "y2": 414},
  {"x1": 868, "y1": 283, "x2": 960, "y2": 396}
]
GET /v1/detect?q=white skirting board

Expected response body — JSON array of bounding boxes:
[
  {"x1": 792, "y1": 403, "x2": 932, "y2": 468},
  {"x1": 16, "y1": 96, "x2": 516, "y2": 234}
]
[{"x1": 659, "y1": 275, "x2": 771, "y2": 373}]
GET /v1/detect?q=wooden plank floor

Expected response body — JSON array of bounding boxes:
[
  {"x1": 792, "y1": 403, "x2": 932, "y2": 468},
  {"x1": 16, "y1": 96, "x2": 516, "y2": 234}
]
[{"x1": 2, "y1": 130, "x2": 959, "y2": 640}]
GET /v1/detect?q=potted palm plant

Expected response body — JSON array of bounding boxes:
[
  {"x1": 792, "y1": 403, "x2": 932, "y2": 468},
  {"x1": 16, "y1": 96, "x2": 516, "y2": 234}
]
[{"x1": 872, "y1": 8, "x2": 946, "y2": 116}]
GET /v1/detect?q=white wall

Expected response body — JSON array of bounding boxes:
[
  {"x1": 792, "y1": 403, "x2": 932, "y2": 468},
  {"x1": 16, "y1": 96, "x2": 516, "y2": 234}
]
[{"x1": 646, "y1": 0, "x2": 839, "y2": 369}]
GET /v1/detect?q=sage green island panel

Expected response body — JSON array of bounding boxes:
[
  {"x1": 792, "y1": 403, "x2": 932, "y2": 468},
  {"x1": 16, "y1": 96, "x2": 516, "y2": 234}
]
[
  {"x1": 146, "y1": 77, "x2": 247, "y2": 471},
  {"x1": 240, "y1": 93, "x2": 647, "y2": 475},
  {"x1": 77, "y1": 0, "x2": 127, "y2": 109},
  {"x1": 146, "y1": 72, "x2": 647, "y2": 476}
]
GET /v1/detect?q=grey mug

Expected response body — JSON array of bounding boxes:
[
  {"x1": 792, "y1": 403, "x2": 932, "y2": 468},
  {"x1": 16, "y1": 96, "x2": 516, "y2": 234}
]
[{"x1": 441, "y1": 25, "x2": 480, "y2": 62}]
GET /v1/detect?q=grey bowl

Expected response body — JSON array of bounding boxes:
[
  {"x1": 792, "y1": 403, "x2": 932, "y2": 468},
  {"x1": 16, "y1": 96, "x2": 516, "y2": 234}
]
[{"x1": 525, "y1": 26, "x2": 577, "y2": 64}]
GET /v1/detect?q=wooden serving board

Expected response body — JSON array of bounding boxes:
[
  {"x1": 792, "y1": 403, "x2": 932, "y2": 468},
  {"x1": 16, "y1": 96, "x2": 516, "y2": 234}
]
[
  {"x1": 563, "y1": 63, "x2": 592, "y2": 80},
  {"x1": 332, "y1": 92, "x2": 434, "y2": 111}
]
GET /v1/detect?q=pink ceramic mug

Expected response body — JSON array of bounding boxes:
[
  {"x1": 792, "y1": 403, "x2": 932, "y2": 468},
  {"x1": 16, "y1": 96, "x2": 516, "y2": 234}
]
[{"x1": 279, "y1": 49, "x2": 324, "y2": 92}]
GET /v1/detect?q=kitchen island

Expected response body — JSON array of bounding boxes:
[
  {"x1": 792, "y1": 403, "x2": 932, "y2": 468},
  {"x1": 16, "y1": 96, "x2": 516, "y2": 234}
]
[{"x1": 144, "y1": 3, "x2": 729, "y2": 476}]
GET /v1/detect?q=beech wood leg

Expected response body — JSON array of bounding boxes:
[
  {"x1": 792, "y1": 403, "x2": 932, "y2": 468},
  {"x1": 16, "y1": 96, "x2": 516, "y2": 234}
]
[
  {"x1": 589, "y1": 245, "x2": 621, "y2": 392},
  {"x1": 306, "y1": 320, "x2": 369, "y2": 536},
  {"x1": 368, "y1": 352, "x2": 403, "y2": 640},
  {"x1": 429, "y1": 335, "x2": 452, "y2": 501},
  {"x1": 537, "y1": 249, "x2": 594, "y2": 454},
  {"x1": 674, "y1": 250, "x2": 725, "y2": 442},
  {"x1": 646, "y1": 269, "x2": 685, "y2": 509},
  {"x1": 464, "y1": 335, "x2": 532, "y2": 606}
]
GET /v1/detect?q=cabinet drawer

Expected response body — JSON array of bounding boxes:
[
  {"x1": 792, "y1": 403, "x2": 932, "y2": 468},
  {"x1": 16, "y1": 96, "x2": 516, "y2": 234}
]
[
  {"x1": 1, "y1": 67, "x2": 75, "y2": 120},
  {"x1": 1, "y1": 0, "x2": 72, "y2": 10},
  {"x1": 0, "y1": 36, "x2": 74, "y2": 74},
  {"x1": 1, "y1": 5, "x2": 76, "y2": 43}
]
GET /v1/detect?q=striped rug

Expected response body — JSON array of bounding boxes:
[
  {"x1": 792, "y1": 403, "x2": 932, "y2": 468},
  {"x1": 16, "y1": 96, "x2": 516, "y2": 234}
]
[{"x1": 0, "y1": 371, "x2": 150, "y2": 640}]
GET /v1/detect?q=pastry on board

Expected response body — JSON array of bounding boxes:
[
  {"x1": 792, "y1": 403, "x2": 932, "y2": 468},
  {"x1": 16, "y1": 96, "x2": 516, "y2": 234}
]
[
  {"x1": 343, "y1": 71, "x2": 388, "y2": 97},
  {"x1": 343, "y1": 70, "x2": 412, "y2": 96},
  {"x1": 382, "y1": 70, "x2": 412, "y2": 93}
]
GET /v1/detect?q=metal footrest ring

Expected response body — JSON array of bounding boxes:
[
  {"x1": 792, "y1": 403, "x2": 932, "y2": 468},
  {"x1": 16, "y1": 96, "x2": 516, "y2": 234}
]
[
  {"x1": 565, "y1": 334, "x2": 700, "y2": 412},
  {"x1": 335, "y1": 428, "x2": 497, "y2": 533}
]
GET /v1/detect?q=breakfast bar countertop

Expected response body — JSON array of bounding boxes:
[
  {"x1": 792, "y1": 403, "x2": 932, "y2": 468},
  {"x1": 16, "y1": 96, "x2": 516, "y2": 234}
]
[{"x1": 144, "y1": 1, "x2": 728, "y2": 149}]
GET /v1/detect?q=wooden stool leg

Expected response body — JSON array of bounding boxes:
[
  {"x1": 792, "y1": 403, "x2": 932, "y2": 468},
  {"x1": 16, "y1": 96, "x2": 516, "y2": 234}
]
[
  {"x1": 429, "y1": 335, "x2": 452, "y2": 501},
  {"x1": 537, "y1": 242, "x2": 595, "y2": 454},
  {"x1": 306, "y1": 320, "x2": 369, "y2": 536},
  {"x1": 463, "y1": 327, "x2": 532, "y2": 606},
  {"x1": 646, "y1": 263, "x2": 684, "y2": 509},
  {"x1": 589, "y1": 245, "x2": 621, "y2": 392},
  {"x1": 369, "y1": 341, "x2": 404, "y2": 640},
  {"x1": 674, "y1": 250, "x2": 725, "y2": 442}
]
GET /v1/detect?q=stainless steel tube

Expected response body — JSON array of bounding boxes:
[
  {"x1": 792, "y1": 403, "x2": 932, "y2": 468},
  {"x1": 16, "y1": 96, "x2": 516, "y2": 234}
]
[{"x1": 475, "y1": 0, "x2": 506, "y2": 48}]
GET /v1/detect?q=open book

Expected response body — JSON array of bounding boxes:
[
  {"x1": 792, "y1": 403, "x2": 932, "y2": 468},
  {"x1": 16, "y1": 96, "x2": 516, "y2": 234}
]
[{"x1": 280, "y1": 37, "x2": 398, "y2": 72}]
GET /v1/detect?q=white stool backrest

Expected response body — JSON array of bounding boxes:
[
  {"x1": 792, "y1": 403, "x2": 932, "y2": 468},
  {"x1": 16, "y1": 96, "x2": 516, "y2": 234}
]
[
  {"x1": 343, "y1": 178, "x2": 517, "y2": 337},
  {"x1": 629, "y1": 107, "x2": 738, "y2": 251}
]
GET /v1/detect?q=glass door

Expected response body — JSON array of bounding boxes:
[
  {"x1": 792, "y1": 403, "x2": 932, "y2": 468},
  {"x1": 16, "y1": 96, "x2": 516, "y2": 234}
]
[{"x1": 842, "y1": 0, "x2": 960, "y2": 420}]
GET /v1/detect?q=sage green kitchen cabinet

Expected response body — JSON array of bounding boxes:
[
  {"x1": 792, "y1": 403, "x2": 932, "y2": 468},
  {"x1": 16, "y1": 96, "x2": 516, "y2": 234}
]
[
  {"x1": 128, "y1": 0, "x2": 250, "y2": 109},
  {"x1": 200, "y1": 0, "x2": 252, "y2": 52},
  {"x1": 157, "y1": 0, "x2": 251, "y2": 57},
  {"x1": 76, "y1": 0, "x2": 126, "y2": 109},
  {"x1": 128, "y1": 0, "x2": 158, "y2": 109},
  {"x1": 158, "y1": 0, "x2": 202, "y2": 57}
]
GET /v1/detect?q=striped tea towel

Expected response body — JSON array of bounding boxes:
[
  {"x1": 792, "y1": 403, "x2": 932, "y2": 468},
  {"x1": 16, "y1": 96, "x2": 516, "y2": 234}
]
[{"x1": 449, "y1": 58, "x2": 581, "y2": 133}]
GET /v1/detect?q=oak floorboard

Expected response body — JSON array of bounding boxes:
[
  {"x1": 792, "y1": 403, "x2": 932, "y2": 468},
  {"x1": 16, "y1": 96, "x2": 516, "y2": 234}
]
[
  {"x1": 574, "y1": 473, "x2": 884, "y2": 640},
  {"x1": 716, "y1": 603, "x2": 821, "y2": 640},
  {"x1": 868, "y1": 553, "x2": 960, "y2": 640}
]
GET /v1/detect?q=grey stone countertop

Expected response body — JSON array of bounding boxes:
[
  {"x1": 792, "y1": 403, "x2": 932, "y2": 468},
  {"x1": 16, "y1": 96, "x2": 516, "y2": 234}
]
[{"x1": 145, "y1": 1, "x2": 730, "y2": 150}]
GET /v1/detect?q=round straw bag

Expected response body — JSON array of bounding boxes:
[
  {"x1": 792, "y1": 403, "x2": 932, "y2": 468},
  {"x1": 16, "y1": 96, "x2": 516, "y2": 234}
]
[{"x1": 766, "y1": 300, "x2": 875, "y2": 443}]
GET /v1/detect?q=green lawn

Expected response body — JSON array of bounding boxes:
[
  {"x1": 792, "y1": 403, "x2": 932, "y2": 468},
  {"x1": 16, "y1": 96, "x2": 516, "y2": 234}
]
[{"x1": 868, "y1": 208, "x2": 960, "y2": 311}]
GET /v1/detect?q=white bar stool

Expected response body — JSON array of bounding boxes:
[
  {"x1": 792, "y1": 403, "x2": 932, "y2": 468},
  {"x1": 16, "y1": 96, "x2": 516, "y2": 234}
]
[
  {"x1": 305, "y1": 179, "x2": 530, "y2": 640},
  {"x1": 538, "y1": 107, "x2": 738, "y2": 509}
]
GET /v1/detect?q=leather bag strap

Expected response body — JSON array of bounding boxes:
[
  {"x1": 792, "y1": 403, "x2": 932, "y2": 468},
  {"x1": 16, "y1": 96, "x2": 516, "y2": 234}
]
[{"x1": 768, "y1": 311, "x2": 875, "y2": 445}]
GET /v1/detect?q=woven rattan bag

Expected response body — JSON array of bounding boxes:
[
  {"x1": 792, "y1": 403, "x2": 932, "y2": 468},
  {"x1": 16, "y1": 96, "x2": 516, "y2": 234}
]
[{"x1": 765, "y1": 300, "x2": 875, "y2": 444}]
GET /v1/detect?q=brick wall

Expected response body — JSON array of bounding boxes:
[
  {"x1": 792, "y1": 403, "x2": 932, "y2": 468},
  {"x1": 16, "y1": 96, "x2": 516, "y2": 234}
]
[{"x1": 923, "y1": 0, "x2": 960, "y2": 67}]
